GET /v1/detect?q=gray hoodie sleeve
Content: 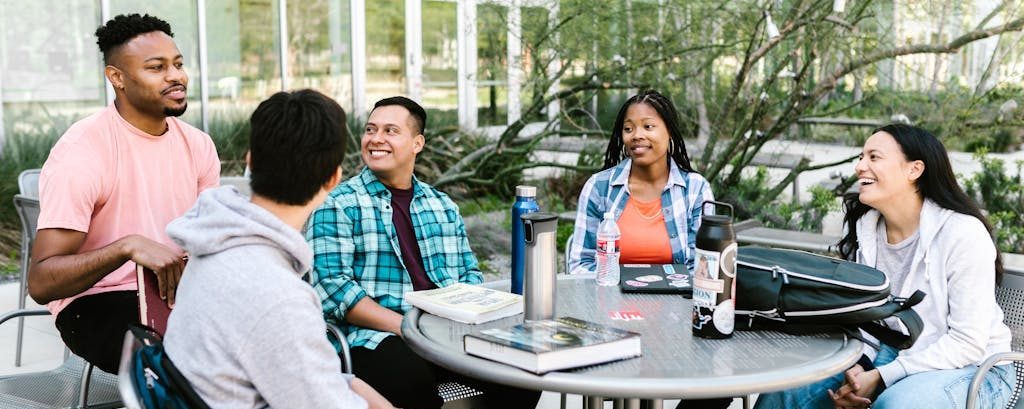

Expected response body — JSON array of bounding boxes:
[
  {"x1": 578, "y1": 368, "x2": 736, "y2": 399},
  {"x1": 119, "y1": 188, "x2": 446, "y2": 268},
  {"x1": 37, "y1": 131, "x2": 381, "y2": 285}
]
[{"x1": 239, "y1": 295, "x2": 368, "y2": 409}]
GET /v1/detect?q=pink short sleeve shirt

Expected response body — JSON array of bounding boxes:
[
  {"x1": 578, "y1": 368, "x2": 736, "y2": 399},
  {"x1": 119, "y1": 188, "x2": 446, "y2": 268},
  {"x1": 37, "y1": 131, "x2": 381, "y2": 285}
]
[{"x1": 37, "y1": 104, "x2": 220, "y2": 316}]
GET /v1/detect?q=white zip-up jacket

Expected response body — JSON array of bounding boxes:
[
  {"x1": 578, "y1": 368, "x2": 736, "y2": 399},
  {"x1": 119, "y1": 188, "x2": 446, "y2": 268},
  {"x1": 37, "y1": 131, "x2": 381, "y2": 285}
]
[{"x1": 855, "y1": 199, "x2": 1012, "y2": 386}]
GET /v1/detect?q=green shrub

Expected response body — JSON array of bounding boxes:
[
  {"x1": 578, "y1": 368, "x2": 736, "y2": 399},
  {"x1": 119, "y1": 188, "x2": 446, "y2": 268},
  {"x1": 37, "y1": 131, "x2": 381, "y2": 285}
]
[
  {"x1": 964, "y1": 153, "x2": 1024, "y2": 254},
  {"x1": 720, "y1": 167, "x2": 839, "y2": 232},
  {"x1": 0, "y1": 108, "x2": 71, "y2": 229},
  {"x1": 805, "y1": 86, "x2": 1024, "y2": 153}
]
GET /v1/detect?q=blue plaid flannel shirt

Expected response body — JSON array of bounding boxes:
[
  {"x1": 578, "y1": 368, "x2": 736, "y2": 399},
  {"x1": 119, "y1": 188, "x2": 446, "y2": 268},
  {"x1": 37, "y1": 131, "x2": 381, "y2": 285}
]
[
  {"x1": 306, "y1": 167, "x2": 483, "y2": 350},
  {"x1": 567, "y1": 158, "x2": 714, "y2": 275}
]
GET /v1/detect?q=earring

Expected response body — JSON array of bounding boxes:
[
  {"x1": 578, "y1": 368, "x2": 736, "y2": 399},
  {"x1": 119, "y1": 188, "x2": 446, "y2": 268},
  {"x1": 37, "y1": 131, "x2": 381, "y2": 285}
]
[{"x1": 621, "y1": 145, "x2": 629, "y2": 159}]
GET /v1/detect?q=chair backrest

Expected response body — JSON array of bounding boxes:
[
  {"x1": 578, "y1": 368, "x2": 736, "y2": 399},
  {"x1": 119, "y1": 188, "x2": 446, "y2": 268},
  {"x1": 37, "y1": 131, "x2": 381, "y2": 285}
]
[
  {"x1": 118, "y1": 332, "x2": 144, "y2": 409},
  {"x1": 220, "y1": 176, "x2": 251, "y2": 199},
  {"x1": 995, "y1": 272, "x2": 1024, "y2": 409},
  {"x1": 118, "y1": 325, "x2": 211, "y2": 409},
  {"x1": 564, "y1": 234, "x2": 573, "y2": 274},
  {"x1": 18, "y1": 169, "x2": 41, "y2": 198},
  {"x1": 996, "y1": 271, "x2": 1024, "y2": 353},
  {"x1": 14, "y1": 195, "x2": 40, "y2": 242}
]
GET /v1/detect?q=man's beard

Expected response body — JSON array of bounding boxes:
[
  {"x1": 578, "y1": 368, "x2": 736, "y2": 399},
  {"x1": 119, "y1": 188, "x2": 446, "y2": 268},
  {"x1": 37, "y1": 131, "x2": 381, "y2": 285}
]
[{"x1": 164, "y1": 103, "x2": 187, "y2": 117}]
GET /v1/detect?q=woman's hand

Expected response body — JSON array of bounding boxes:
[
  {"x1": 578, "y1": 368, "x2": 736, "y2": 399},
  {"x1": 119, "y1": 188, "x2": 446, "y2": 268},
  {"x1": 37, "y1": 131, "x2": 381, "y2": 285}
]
[{"x1": 828, "y1": 366, "x2": 881, "y2": 409}]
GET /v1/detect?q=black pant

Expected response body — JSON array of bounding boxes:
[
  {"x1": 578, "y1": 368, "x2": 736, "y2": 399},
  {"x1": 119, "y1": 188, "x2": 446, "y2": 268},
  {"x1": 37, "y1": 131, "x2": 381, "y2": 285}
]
[
  {"x1": 350, "y1": 335, "x2": 542, "y2": 409},
  {"x1": 673, "y1": 398, "x2": 733, "y2": 409},
  {"x1": 54, "y1": 291, "x2": 139, "y2": 374}
]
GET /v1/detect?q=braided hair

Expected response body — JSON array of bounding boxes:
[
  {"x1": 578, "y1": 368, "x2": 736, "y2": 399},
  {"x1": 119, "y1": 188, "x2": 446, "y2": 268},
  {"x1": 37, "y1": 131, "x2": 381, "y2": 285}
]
[{"x1": 602, "y1": 90, "x2": 694, "y2": 172}]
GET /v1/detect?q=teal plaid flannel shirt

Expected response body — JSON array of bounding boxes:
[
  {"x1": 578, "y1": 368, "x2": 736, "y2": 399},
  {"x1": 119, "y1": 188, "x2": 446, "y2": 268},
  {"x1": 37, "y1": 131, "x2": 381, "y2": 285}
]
[{"x1": 306, "y1": 167, "x2": 483, "y2": 350}]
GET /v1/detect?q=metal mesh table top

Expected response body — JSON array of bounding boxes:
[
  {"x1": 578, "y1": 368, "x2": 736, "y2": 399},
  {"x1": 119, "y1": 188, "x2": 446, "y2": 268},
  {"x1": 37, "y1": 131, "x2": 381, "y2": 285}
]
[{"x1": 403, "y1": 274, "x2": 862, "y2": 399}]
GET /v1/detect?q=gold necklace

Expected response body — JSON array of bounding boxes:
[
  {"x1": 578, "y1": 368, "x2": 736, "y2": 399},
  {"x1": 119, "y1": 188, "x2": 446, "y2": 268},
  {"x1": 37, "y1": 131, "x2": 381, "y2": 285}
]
[{"x1": 633, "y1": 202, "x2": 663, "y2": 220}]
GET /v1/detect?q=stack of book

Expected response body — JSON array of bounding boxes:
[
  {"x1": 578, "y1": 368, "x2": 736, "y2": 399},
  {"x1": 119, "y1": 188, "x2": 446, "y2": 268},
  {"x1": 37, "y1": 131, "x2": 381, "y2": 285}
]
[
  {"x1": 405, "y1": 283, "x2": 524, "y2": 324},
  {"x1": 464, "y1": 317, "x2": 642, "y2": 374}
]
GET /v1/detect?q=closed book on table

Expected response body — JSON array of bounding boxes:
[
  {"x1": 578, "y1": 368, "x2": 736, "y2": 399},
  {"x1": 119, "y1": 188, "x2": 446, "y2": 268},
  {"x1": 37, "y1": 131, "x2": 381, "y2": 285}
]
[
  {"x1": 136, "y1": 263, "x2": 172, "y2": 335},
  {"x1": 463, "y1": 317, "x2": 641, "y2": 374},
  {"x1": 406, "y1": 283, "x2": 523, "y2": 324}
]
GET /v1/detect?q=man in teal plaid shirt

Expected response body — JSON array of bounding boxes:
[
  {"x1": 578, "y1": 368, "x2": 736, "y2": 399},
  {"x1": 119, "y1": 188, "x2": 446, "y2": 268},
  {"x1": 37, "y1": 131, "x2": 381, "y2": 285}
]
[{"x1": 307, "y1": 96, "x2": 540, "y2": 408}]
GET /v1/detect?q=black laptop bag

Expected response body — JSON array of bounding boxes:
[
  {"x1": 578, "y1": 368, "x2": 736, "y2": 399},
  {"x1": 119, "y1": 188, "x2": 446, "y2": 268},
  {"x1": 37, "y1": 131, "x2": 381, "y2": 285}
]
[{"x1": 734, "y1": 246, "x2": 925, "y2": 350}]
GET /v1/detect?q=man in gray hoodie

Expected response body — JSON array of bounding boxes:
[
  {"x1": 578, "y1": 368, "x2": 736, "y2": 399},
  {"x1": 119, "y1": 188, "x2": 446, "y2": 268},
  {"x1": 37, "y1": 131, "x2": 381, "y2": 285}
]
[{"x1": 163, "y1": 89, "x2": 392, "y2": 408}]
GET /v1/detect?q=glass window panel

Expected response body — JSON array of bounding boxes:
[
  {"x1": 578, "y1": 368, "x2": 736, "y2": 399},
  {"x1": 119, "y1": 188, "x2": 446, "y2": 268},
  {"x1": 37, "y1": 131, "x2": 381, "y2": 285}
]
[
  {"x1": 476, "y1": 3, "x2": 507, "y2": 126},
  {"x1": 205, "y1": 0, "x2": 282, "y2": 173},
  {"x1": 422, "y1": 0, "x2": 457, "y2": 125},
  {"x1": 1, "y1": 0, "x2": 104, "y2": 143},
  {"x1": 518, "y1": 6, "x2": 549, "y2": 124},
  {"x1": 287, "y1": 0, "x2": 353, "y2": 113},
  {"x1": 110, "y1": 0, "x2": 203, "y2": 127},
  {"x1": 366, "y1": 0, "x2": 405, "y2": 106}
]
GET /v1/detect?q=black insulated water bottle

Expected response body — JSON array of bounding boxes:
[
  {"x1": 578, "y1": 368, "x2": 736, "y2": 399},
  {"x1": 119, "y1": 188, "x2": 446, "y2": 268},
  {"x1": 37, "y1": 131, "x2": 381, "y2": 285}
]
[{"x1": 692, "y1": 201, "x2": 737, "y2": 339}]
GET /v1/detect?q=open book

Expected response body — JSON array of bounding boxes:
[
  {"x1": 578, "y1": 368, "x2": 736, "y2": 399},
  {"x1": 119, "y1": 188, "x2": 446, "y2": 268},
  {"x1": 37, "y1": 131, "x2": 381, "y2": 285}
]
[
  {"x1": 464, "y1": 317, "x2": 642, "y2": 374},
  {"x1": 136, "y1": 263, "x2": 172, "y2": 335},
  {"x1": 405, "y1": 283, "x2": 523, "y2": 324}
]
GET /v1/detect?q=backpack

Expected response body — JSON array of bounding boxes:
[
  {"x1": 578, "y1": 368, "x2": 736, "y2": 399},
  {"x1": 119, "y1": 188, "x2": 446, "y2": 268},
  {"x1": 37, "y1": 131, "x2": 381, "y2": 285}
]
[
  {"x1": 733, "y1": 246, "x2": 925, "y2": 350},
  {"x1": 129, "y1": 325, "x2": 212, "y2": 409}
]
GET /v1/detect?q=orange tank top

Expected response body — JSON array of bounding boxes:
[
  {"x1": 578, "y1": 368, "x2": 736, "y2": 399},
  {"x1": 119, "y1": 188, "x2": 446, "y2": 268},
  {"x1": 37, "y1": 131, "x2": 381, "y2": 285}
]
[{"x1": 618, "y1": 196, "x2": 673, "y2": 264}]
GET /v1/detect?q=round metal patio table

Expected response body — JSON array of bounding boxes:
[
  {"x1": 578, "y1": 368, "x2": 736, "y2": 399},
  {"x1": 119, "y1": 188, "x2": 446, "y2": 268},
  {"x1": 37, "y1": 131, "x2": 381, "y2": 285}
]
[{"x1": 401, "y1": 274, "x2": 862, "y2": 405}]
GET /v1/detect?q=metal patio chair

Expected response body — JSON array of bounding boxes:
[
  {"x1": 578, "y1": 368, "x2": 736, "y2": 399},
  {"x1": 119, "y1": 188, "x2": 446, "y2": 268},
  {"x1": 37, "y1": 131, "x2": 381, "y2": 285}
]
[
  {"x1": 13, "y1": 193, "x2": 39, "y2": 367},
  {"x1": 326, "y1": 323, "x2": 485, "y2": 408},
  {"x1": 967, "y1": 270, "x2": 1024, "y2": 409},
  {"x1": 0, "y1": 309, "x2": 121, "y2": 409},
  {"x1": 220, "y1": 176, "x2": 251, "y2": 199}
]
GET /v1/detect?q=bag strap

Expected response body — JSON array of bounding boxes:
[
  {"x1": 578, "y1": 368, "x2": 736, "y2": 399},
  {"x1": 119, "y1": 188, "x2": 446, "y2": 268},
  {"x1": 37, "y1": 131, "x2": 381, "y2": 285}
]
[{"x1": 857, "y1": 291, "x2": 927, "y2": 350}]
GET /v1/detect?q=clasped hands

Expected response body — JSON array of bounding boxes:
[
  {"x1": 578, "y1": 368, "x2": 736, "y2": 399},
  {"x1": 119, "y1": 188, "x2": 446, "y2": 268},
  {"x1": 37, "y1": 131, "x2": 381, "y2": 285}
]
[{"x1": 828, "y1": 364, "x2": 882, "y2": 409}]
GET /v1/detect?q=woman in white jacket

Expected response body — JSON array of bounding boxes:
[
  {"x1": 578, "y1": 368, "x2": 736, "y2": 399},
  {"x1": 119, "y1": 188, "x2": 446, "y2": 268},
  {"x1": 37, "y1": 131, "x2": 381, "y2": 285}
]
[{"x1": 755, "y1": 124, "x2": 1015, "y2": 409}]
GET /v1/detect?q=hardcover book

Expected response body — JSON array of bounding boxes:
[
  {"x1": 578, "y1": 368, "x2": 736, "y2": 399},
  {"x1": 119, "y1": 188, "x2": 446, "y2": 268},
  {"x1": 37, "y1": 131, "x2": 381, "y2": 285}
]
[
  {"x1": 463, "y1": 317, "x2": 642, "y2": 374},
  {"x1": 136, "y1": 264, "x2": 172, "y2": 335},
  {"x1": 405, "y1": 283, "x2": 523, "y2": 324}
]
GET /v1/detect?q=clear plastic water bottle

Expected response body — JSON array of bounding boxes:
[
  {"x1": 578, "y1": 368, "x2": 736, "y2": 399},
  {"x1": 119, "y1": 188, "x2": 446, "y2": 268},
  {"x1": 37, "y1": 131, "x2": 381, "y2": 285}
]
[
  {"x1": 511, "y1": 186, "x2": 540, "y2": 295},
  {"x1": 595, "y1": 211, "x2": 621, "y2": 286}
]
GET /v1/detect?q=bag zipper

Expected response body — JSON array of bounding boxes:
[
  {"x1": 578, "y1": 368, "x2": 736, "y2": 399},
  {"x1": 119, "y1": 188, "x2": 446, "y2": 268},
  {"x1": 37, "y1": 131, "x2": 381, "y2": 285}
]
[
  {"x1": 735, "y1": 308, "x2": 784, "y2": 327},
  {"x1": 784, "y1": 297, "x2": 890, "y2": 317},
  {"x1": 737, "y1": 259, "x2": 889, "y2": 292},
  {"x1": 144, "y1": 367, "x2": 159, "y2": 389}
]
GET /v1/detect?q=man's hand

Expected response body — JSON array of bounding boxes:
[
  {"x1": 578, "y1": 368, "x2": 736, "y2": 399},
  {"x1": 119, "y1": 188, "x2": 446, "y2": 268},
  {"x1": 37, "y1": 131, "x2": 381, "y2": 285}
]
[
  {"x1": 346, "y1": 298, "x2": 405, "y2": 336},
  {"x1": 122, "y1": 235, "x2": 186, "y2": 307},
  {"x1": 350, "y1": 377, "x2": 397, "y2": 409},
  {"x1": 828, "y1": 366, "x2": 880, "y2": 409},
  {"x1": 29, "y1": 229, "x2": 183, "y2": 304}
]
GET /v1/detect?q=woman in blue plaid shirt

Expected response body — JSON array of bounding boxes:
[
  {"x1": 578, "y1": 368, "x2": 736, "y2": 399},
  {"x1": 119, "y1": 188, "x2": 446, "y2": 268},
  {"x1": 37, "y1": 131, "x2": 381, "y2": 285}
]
[{"x1": 568, "y1": 90, "x2": 728, "y2": 409}]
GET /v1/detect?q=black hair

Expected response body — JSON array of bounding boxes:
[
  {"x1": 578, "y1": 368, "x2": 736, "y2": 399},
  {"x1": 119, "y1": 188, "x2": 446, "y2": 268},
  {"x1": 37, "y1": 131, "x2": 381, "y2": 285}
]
[
  {"x1": 372, "y1": 96, "x2": 427, "y2": 135},
  {"x1": 602, "y1": 90, "x2": 694, "y2": 172},
  {"x1": 248, "y1": 89, "x2": 347, "y2": 206},
  {"x1": 838, "y1": 123, "x2": 1004, "y2": 282},
  {"x1": 95, "y1": 14, "x2": 174, "y2": 65}
]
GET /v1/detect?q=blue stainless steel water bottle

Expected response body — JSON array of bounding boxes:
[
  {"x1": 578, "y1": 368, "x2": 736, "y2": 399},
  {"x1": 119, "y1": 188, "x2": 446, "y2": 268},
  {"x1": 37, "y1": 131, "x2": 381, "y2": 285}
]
[{"x1": 511, "y1": 185, "x2": 540, "y2": 294}]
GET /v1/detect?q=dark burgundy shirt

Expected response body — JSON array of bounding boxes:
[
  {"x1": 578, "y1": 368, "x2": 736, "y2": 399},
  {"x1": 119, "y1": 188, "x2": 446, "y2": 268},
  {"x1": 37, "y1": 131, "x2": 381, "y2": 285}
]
[{"x1": 386, "y1": 185, "x2": 436, "y2": 291}]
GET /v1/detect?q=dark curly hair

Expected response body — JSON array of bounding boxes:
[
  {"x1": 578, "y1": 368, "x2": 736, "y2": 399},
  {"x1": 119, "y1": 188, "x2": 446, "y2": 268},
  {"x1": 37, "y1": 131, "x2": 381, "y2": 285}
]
[{"x1": 95, "y1": 14, "x2": 174, "y2": 64}]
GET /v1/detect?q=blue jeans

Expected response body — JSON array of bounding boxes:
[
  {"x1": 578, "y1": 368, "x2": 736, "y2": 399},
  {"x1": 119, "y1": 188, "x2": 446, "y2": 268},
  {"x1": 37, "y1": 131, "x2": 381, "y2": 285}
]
[{"x1": 754, "y1": 344, "x2": 1017, "y2": 409}]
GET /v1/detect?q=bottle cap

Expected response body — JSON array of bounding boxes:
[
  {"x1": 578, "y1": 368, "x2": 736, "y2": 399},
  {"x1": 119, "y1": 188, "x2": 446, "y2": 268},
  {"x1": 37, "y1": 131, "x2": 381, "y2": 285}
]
[{"x1": 515, "y1": 185, "x2": 537, "y2": 197}]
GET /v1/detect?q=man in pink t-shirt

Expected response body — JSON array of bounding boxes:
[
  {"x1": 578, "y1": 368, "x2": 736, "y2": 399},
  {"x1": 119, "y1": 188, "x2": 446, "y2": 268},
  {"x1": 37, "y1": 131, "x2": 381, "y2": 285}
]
[{"x1": 29, "y1": 14, "x2": 219, "y2": 374}]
